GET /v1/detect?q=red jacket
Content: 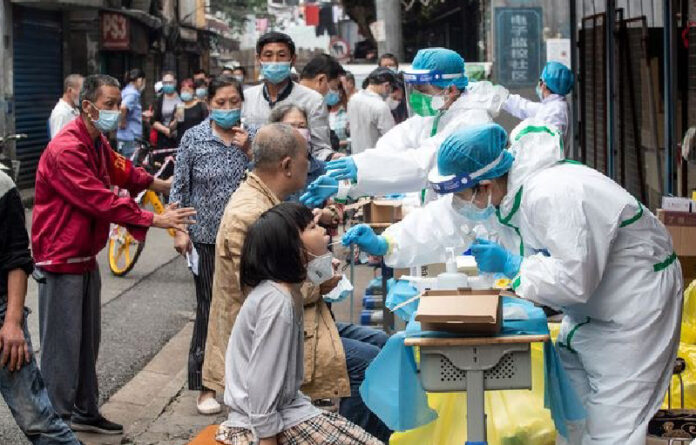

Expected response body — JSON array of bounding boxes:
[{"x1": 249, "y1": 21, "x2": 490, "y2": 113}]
[{"x1": 32, "y1": 117, "x2": 154, "y2": 274}]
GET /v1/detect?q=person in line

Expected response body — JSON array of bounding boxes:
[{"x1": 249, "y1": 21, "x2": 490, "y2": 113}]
[
  {"x1": 242, "y1": 32, "x2": 339, "y2": 162},
  {"x1": 502, "y1": 61, "x2": 573, "y2": 145},
  {"x1": 301, "y1": 48, "x2": 508, "y2": 207},
  {"x1": 32, "y1": 74, "x2": 196, "y2": 435},
  {"x1": 173, "y1": 78, "x2": 209, "y2": 147},
  {"x1": 194, "y1": 78, "x2": 209, "y2": 102},
  {"x1": 344, "y1": 121, "x2": 682, "y2": 445},
  {"x1": 117, "y1": 68, "x2": 146, "y2": 159},
  {"x1": 193, "y1": 68, "x2": 209, "y2": 86},
  {"x1": 388, "y1": 74, "x2": 408, "y2": 124},
  {"x1": 215, "y1": 202, "x2": 383, "y2": 445},
  {"x1": 204, "y1": 124, "x2": 391, "y2": 442},
  {"x1": 49, "y1": 74, "x2": 84, "y2": 139},
  {"x1": 268, "y1": 105, "x2": 340, "y2": 232},
  {"x1": 221, "y1": 65, "x2": 235, "y2": 77},
  {"x1": 170, "y1": 75, "x2": 250, "y2": 415},
  {"x1": 268, "y1": 105, "x2": 325, "y2": 203},
  {"x1": 347, "y1": 67, "x2": 396, "y2": 155},
  {"x1": 340, "y1": 71, "x2": 356, "y2": 101},
  {"x1": 328, "y1": 83, "x2": 350, "y2": 153},
  {"x1": 151, "y1": 71, "x2": 182, "y2": 150},
  {"x1": 377, "y1": 53, "x2": 399, "y2": 72},
  {"x1": 0, "y1": 167, "x2": 82, "y2": 445},
  {"x1": 231, "y1": 66, "x2": 247, "y2": 86}
]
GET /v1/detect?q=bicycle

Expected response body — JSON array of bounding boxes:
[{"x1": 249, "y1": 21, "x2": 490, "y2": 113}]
[
  {"x1": 0, "y1": 133, "x2": 28, "y2": 183},
  {"x1": 107, "y1": 138, "x2": 178, "y2": 276}
]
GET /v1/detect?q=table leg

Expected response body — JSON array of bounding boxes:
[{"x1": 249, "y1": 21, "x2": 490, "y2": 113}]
[
  {"x1": 466, "y1": 370, "x2": 486, "y2": 444},
  {"x1": 381, "y1": 260, "x2": 394, "y2": 333}
]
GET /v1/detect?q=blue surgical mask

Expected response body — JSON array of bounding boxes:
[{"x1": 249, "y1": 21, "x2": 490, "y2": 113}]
[
  {"x1": 325, "y1": 89, "x2": 340, "y2": 106},
  {"x1": 195, "y1": 88, "x2": 207, "y2": 99},
  {"x1": 89, "y1": 102, "x2": 120, "y2": 133},
  {"x1": 452, "y1": 191, "x2": 495, "y2": 221},
  {"x1": 180, "y1": 92, "x2": 193, "y2": 102},
  {"x1": 162, "y1": 84, "x2": 176, "y2": 94},
  {"x1": 210, "y1": 108, "x2": 241, "y2": 129},
  {"x1": 261, "y1": 62, "x2": 292, "y2": 84}
]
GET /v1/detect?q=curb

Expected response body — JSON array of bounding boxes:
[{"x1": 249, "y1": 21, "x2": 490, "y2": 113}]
[{"x1": 77, "y1": 322, "x2": 194, "y2": 445}]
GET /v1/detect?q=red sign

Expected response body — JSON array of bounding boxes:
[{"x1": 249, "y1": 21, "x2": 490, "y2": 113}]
[{"x1": 101, "y1": 12, "x2": 129, "y2": 51}]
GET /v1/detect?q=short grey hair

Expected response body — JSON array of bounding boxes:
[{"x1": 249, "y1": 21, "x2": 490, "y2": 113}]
[
  {"x1": 253, "y1": 123, "x2": 303, "y2": 169},
  {"x1": 268, "y1": 104, "x2": 308, "y2": 124},
  {"x1": 79, "y1": 74, "x2": 120, "y2": 107},
  {"x1": 64, "y1": 74, "x2": 83, "y2": 93}
]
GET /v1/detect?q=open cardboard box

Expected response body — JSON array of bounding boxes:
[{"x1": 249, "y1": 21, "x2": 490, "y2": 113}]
[
  {"x1": 364, "y1": 199, "x2": 403, "y2": 225},
  {"x1": 415, "y1": 289, "x2": 502, "y2": 335}
]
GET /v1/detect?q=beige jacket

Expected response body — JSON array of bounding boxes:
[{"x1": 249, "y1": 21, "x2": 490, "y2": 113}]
[{"x1": 202, "y1": 172, "x2": 350, "y2": 399}]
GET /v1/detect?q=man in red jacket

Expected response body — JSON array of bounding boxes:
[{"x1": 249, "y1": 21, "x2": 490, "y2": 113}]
[{"x1": 31, "y1": 74, "x2": 196, "y2": 435}]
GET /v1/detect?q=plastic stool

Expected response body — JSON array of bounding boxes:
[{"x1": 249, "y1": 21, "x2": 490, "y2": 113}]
[{"x1": 187, "y1": 425, "x2": 220, "y2": 445}]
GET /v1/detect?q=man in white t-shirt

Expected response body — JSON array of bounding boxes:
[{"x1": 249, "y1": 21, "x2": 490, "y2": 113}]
[
  {"x1": 346, "y1": 67, "x2": 396, "y2": 154},
  {"x1": 49, "y1": 74, "x2": 83, "y2": 139}
]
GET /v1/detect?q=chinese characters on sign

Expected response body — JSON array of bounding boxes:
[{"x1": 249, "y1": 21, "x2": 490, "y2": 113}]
[
  {"x1": 101, "y1": 12, "x2": 129, "y2": 51},
  {"x1": 495, "y1": 8, "x2": 542, "y2": 87}
]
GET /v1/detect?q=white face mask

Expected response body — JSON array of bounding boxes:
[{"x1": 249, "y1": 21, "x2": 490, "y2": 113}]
[
  {"x1": 385, "y1": 97, "x2": 400, "y2": 110},
  {"x1": 306, "y1": 252, "x2": 334, "y2": 284},
  {"x1": 430, "y1": 93, "x2": 446, "y2": 110}
]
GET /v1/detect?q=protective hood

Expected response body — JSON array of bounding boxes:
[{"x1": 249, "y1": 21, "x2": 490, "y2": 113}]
[
  {"x1": 498, "y1": 118, "x2": 565, "y2": 218},
  {"x1": 446, "y1": 81, "x2": 509, "y2": 117}
]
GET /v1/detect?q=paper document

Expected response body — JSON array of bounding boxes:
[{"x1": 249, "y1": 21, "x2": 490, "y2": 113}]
[{"x1": 186, "y1": 247, "x2": 199, "y2": 276}]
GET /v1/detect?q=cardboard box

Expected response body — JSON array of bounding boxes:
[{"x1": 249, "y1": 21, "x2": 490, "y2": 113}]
[
  {"x1": 661, "y1": 196, "x2": 692, "y2": 213},
  {"x1": 415, "y1": 289, "x2": 502, "y2": 335},
  {"x1": 364, "y1": 200, "x2": 403, "y2": 225},
  {"x1": 658, "y1": 210, "x2": 696, "y2": 256}
]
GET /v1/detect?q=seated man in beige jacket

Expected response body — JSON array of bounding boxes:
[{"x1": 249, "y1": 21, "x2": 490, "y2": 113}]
[{"x1": 203, "y1": 123, "x2": 390, "y2": 442}]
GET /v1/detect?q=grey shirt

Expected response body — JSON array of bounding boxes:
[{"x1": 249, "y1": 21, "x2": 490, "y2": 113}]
[
  {"x1": 223, "y1": 281, "x2": 320, "y2": 438},
  {"x1": 346, "y1": 89, "x2": 395, "y2": 155},
  {"x1": 242, "y1": 82, "x2": 335, "y2": 161}
]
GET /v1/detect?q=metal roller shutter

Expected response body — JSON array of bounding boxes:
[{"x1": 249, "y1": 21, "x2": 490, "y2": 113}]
[{"x1": 13, "y1": 6, "x2": 62, "y2": 188}]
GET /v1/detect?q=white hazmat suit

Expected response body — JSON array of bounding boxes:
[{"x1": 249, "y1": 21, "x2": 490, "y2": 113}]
[
  {"x1": 503, "y1": 93, "x2": 569, "y2": 147},
  {"x1": 346, "y1": 81, "x2": 508, "y2": 198},
  {"x1": 381, "y1": 119, "x2": 682, "y2": 445}
]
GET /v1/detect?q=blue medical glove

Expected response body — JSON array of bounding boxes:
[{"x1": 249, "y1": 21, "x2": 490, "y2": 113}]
[
  {"x1": 326, "y1": 157, "x2": 358, "y2": 181},
  {"x1": 300, "y1": 175, "x2": 338, "y2": 208},
  {"x1": 342, "y1": 224, "x2": 389, "y2": 256},
  {"x1": 470, "y1": 238, "x2": 522, "y2": 278}
]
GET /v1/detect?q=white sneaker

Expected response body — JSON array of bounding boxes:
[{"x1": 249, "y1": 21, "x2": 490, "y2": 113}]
[{"x1": 197, "y1": 395, "x2": 222, "y2": 415}]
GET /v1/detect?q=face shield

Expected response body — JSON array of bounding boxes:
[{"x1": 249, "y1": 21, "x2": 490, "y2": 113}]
[
  {"x1": 403, "y1": 69, "x2": 465, "y2": 117},
  {"x1": 427, "y1": 151, "x2": 508, "y2": 195}
]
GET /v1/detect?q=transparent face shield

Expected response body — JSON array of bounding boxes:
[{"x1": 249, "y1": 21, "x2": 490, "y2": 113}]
[{"x1": 402, "y1": 69, "x2": 465, "y2": 117}]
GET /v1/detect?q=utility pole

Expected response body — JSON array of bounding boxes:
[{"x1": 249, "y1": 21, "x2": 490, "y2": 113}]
[{"x1": 375, "y1": 0, "x2": 403, "y2": 60}]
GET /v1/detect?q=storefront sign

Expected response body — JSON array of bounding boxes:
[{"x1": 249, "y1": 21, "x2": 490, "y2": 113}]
[
  {"x1": 495, "y1": 7, "x2": 542, "y2": 87},
  {"x1": 102, "y1": 12, "x2": 129, "y2": 51}
]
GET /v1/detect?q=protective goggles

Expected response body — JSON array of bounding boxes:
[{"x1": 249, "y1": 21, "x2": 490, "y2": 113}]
[{"x1": 428, "y1": 151, "x2": 506, "y2": 195}]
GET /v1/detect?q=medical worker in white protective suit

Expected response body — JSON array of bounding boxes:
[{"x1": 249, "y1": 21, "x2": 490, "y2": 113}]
[
  {"x1": 344, "y1": 120, "x2": 683, "y2": 445},
  {"x1": 300, "y1": 48, "x2": 508, "y2": 207},
  {"x1": 503, "y1": 61, "x2": 573, "y2": 146}
]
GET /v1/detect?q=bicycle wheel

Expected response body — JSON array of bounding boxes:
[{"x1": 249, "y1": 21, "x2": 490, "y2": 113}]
[{"x1": 108, "y1": 224, "x2": 145, "y2": 276}]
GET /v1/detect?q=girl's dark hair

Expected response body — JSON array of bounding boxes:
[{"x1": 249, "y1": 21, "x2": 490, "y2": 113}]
[
  {"x1": 240, "y1": 203, "x2": 314, "y2": 289},
  {"x1": 209, "y1": 74, "x2": 244, "y2": 102},
  {"x1": 125, "y1": 68, "x2": 145, "y2": 83}
]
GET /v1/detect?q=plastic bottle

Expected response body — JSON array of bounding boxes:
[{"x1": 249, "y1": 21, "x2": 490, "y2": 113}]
[
  {"x1": 360, "y1": 310, "x2": 383, "y2": 325},
  {"x1": 436, "y1": 248, "x2": 469, "y2": 289},
  {"x1": 362, "y1": 296, "x2": 384, "y2": 309}
]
